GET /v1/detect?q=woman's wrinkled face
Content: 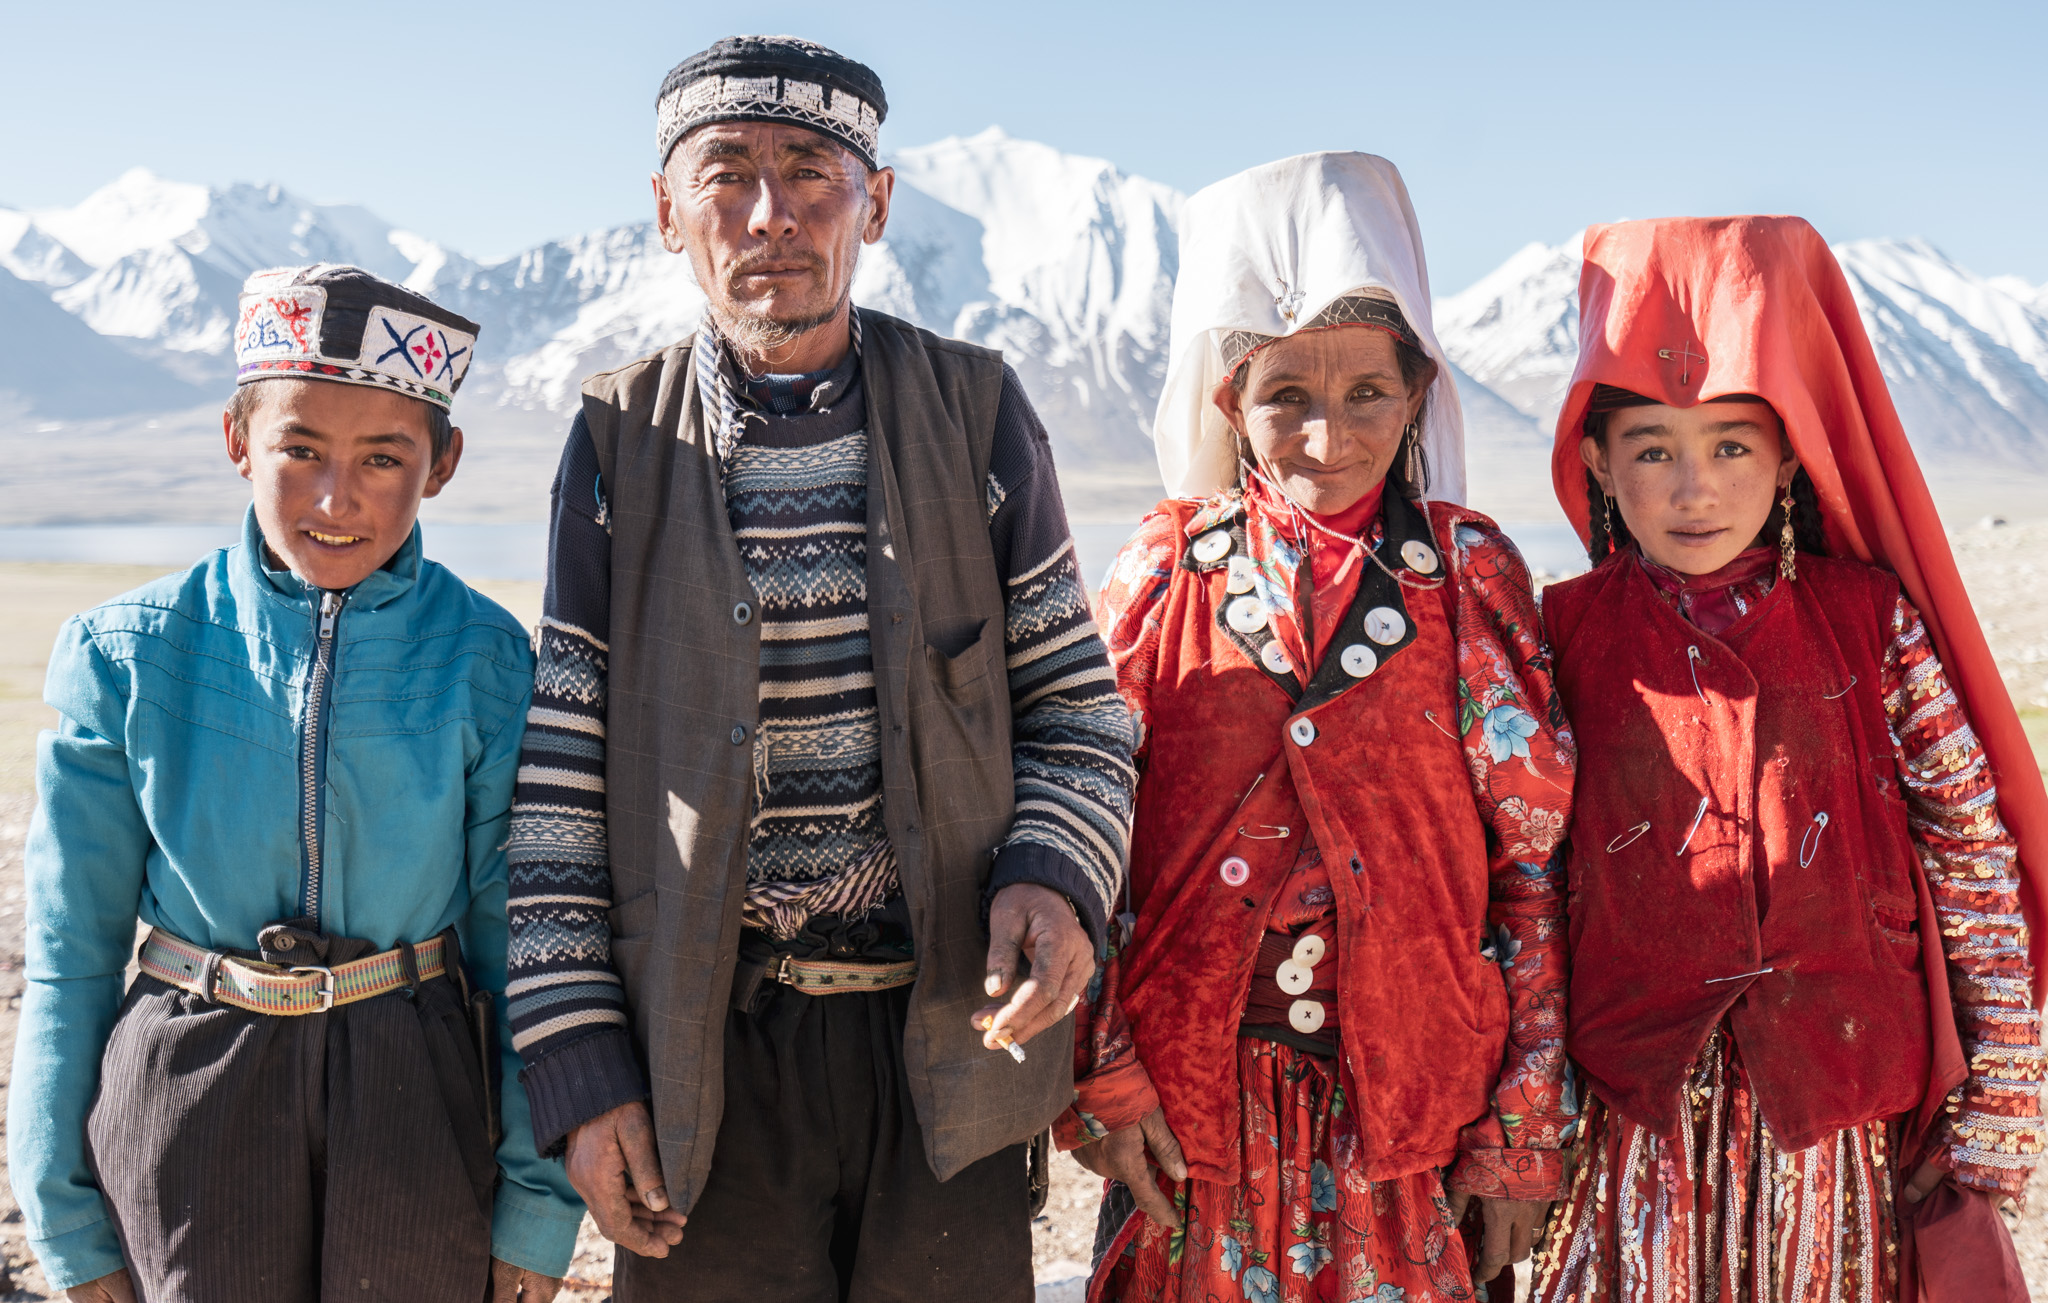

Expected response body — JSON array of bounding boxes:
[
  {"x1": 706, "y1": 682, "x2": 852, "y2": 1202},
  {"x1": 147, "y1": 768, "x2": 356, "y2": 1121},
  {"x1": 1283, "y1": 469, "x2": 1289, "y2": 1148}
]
[
  {"x1": 1582, "y1": 399, "x2": 1795, "y2": 575},
  {"x1": 1213, "y1": 326, "x2": 1431, "y2": 516}
]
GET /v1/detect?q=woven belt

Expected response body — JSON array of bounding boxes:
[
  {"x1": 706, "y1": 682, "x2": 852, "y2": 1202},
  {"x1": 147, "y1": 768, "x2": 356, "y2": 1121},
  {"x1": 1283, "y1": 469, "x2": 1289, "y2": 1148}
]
[
  {"x1": 138, "y1": 927, "x2": 448, "y2": 1016},
  {"x1": 769, "y1": 953, "x2": 917, "y2": 996}
]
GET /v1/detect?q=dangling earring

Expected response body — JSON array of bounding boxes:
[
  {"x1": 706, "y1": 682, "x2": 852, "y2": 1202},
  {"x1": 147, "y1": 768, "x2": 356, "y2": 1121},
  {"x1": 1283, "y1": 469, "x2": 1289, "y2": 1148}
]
[
  {"x1": 1401, "y1": 422, "x2": 1422, "y2": 492},
  {"x1": 1777, "y1": 481, "x2": 1798, "y2": 582}
]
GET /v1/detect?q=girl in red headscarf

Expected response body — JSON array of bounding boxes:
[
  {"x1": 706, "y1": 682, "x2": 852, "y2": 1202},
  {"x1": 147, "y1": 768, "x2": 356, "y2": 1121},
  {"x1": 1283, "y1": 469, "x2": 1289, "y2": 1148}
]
[{"x1": 1531, "y1": 216, "x2": 2043, "y2": 1303}]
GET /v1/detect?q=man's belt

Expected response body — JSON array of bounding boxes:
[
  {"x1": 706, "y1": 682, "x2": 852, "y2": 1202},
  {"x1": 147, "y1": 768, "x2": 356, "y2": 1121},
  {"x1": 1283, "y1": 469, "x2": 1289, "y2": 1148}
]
[
  {"x1": 731, "y1": 952, "x2": 917, "y2": 1010},
  {"x1": 138, "y1": 927, "x2": 448, "y2": 1015}
]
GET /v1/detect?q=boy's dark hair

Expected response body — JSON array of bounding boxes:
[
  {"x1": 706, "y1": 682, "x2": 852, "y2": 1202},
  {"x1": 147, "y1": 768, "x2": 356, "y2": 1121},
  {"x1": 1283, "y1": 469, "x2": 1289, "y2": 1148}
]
[{"x1": 225, "y1": 383, "x2": 455, "y2": 461}]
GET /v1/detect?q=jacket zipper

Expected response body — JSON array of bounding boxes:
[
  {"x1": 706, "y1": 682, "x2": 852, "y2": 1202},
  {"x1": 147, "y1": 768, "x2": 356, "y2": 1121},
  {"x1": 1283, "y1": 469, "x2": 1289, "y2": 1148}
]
[{"x1": 298, "y1": 589, "x2": 343, "y2": 927}]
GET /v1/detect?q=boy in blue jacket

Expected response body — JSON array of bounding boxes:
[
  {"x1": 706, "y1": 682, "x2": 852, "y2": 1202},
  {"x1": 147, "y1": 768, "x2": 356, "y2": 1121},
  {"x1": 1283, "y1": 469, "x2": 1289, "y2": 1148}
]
[{"x1": 9, "y1": 265, "x2": 581, "y2": 1302}]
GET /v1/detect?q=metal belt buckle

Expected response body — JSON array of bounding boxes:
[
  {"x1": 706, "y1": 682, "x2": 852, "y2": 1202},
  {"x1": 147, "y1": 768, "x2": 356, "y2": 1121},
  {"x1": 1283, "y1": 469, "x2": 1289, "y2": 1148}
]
[
  {"x1": 774, "y1": 954, "x2": 796, "y2": 987},
  {"x1": 290, "y1": 965, "x2": 337, "y2": 1012}
]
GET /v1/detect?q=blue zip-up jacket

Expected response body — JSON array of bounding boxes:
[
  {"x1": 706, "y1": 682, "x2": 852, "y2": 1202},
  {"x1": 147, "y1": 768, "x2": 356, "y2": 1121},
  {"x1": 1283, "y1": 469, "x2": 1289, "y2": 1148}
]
[{"x1": 8, "y1": 508, "x2": 584, "y2": 1289}]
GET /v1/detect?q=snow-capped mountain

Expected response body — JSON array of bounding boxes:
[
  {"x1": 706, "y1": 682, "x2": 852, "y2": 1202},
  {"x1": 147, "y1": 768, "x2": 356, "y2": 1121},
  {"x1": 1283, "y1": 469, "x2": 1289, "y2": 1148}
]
[
  {"x1": 1437, "y1": 232, "x2": 2048, "y2": 472},
  {"x1": 3, "y1": 142, "x2": 2046, "y2": 527}
]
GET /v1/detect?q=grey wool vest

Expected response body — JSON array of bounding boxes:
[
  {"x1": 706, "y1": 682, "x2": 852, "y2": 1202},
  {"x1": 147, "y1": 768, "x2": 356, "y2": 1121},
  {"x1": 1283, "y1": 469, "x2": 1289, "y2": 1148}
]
[{"x1": 579, "y1": 310, "x2": 1075, "y2": 1208}]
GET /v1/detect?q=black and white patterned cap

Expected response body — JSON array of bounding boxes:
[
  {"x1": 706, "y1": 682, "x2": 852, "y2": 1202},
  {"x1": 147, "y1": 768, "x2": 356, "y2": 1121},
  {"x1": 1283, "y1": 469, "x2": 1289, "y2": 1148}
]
[
  {"x1": 233, "y1": 264, "x2": 480, "y2": 411},
  {"x1": 656, "y1": 35, "x2": 888, "y2": 171}
]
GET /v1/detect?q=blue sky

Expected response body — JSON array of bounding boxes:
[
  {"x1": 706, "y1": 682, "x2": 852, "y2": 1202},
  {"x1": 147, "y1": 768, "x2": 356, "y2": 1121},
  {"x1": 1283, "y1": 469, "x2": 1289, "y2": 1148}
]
[{"x1": 3, "y1": 0, "x2": 2042, "y2": 292}]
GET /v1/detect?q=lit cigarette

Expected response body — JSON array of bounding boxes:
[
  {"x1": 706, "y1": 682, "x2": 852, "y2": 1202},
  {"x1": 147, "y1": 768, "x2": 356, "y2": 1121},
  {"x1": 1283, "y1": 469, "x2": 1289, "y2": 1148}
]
[{"x1": 992, "y1": 1030, "x2": 1027, "y2": 1063}]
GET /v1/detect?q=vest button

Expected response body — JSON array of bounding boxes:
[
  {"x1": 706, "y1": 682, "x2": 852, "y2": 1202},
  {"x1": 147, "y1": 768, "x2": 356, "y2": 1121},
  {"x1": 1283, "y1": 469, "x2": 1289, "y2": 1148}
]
[
  {"x1": 1259, "y1": 641, "x2": 1292, "y2": 675},
  {"x1": 1364, "y1": 606, "x2": 1406, "y2": 645},
  {"x1": 1275, "y1": 959, "x2": 1313, "y2": 995},
  {"x1": 1289, "y1": 717, "x2": 1317, "y2": 747},
  {"x1": 1288, "y1": 999, "x2": 1326, "y2": 1034},
  {"x1": 1339, "y1": 644, "x2": 1377, "y2": 678},
  {"x1": 733, "y1": 601, "x2": 753, "y2": 625},
  {"x1": 731, "y1": 725, "x2": 747, "y2": 745},
  {"x1": 1219, "y1": 856, "x2": 1250, "y2": 887},
  {"x1": 1226, "y1": 595, "x2": 1268, "y2": 635},
  {"x1": 1192, "y1": 529, "x2": 1232, "y2": 564},
  {"x1": 1291, "y1": 933, "x2": 1325, "y2": 967},
  {"x1": 1401, "y1": 540, "x2": 1440, "y2": 575},
  {"x1": 1226, "y1": 556, "x2": 1257, "y2": 595}
]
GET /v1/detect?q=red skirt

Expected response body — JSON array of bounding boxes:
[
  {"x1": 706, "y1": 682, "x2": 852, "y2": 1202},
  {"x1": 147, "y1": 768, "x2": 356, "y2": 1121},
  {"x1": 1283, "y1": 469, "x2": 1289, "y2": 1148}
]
[{"x1": 1095, "y1": 1037, "x2": 1481, "y2": 1303}]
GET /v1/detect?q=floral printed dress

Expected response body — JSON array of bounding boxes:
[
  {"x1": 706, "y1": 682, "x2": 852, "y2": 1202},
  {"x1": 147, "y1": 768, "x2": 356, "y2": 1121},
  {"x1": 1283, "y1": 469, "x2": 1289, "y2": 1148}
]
[
  {"x1": 1532, "y1": 550, "x2": 2043, "y2": 1303},
  {"x1": 1068, "y1": 482, "x2": 1579, "y2": 1303}
]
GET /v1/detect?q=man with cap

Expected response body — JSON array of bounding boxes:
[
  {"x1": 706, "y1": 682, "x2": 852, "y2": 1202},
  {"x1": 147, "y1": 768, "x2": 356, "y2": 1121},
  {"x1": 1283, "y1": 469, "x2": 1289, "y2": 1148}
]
[
  {"x1": 9, "y1": 265, "x2": 584, "y2": 1302},
  {"x1": 502, "y1": 34, "x2": 1135, "y2": 1303}
]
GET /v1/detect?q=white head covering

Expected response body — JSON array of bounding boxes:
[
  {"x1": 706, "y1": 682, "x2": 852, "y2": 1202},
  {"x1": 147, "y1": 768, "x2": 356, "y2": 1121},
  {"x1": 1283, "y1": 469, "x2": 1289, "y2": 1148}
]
[{"x1": 1153, "y1": 152, "x2": 1466, "y2": 503}]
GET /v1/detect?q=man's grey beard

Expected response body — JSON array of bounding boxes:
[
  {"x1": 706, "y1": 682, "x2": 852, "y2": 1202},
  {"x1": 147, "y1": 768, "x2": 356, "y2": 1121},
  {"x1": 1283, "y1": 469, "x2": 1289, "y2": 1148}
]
[{"x1": 708, "y1": 287, "x2": 851, "y2": 361}]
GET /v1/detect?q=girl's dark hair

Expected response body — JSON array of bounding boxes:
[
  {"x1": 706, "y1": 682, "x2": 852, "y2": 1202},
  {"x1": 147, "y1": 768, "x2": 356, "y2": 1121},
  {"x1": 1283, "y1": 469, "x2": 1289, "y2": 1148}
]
[
  {"x1": 1582, "y1": 449, "x2": 1828, "y2": 565},
  {"x1": 1230, "y1": 329, "x2": 1437, "y2": 498}
]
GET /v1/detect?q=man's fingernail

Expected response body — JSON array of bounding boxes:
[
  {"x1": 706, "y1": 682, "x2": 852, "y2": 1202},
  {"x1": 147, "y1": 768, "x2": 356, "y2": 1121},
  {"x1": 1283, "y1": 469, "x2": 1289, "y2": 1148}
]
[
  {"x1": 644, "y1": 1188, "x2": 669, "y2": 1210},
  {"x1": 984, "y1": 972, "x2": 1004, "y2": 996}
]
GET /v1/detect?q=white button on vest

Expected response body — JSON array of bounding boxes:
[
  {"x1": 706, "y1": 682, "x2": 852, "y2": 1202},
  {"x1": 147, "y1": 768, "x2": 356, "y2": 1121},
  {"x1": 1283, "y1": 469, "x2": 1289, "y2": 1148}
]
[
  {"x1": 1364, "y1": 606, "x2": 1406, "y2": 645},
  {"x1": 1401, "y1": 540, "x2": 1440, "y2": 574},
  {"x1": 1219, "y1": 856, "x2": 1250, "y2": 887},
  {"x1": 1289, "y1": 717, "x2": 1316, "y2": 747},
  {"x1": 1339, "y1": 643, "x2": 1377, "y2": 678},
  {"x1": 1275, "y1": 958, "x2": 1313, "y2": 995},
  {"x1": 1289, "y1": 999, "x2": 1326, "y2": 1034},
  {"x1": 1260, "y1": 642, "x2": 1293, "y2": 675},
  {"x1": 1192, "y1": 530, "x2": 1232, "y2": 564},
  {"x1": 1291, "y1": 933, "x2": 1326, "y2": 967},
  {"x1": 1226, "y1": 556, "x2": 1257, "y2": 595},
  {"x1": 1226, "y1": 595, "x2": 1268, "y2": 634}
]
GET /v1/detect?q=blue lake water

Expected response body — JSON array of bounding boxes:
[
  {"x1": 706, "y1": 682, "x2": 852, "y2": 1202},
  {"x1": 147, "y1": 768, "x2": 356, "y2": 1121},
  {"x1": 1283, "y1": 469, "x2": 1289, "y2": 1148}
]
[{"x1": 0, "y1": 519, "x2": 1588, "y2": 586}]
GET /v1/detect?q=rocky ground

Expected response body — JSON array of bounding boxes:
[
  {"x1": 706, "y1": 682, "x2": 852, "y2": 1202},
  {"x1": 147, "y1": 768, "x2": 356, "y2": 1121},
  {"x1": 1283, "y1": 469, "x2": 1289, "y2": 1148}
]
[{"x1": 1, "y1": 525, "x2": 2046, "y2": 1298}]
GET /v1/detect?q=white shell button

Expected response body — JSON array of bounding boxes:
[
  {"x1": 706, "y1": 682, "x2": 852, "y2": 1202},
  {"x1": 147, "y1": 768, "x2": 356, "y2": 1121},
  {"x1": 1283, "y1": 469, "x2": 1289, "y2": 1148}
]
[
  {"x1": 1289, "y1": 999, "x2": 1326, "y2": 1034},
  {"x1": 1226, "y1": 595, "x2": 1268, "y2": 634},
  {"x1": 1275, "y1": 959, "x2": 1313, "y2": 995},
  {"x1": 1192, "y1": 530, "x2": 1232, "y2": 564},
  {"x1": 1339, "y1": 644, "x2": 1377, "y2": 678},
  {"x1": 1364, "y1": 606, "x2": 1407, "y2": 645},
  {"x1": 1401, "y1": 540, "x2": 1440, "y2": 574},
  {"x1": 1260, "y1": 642, "x2": 1293, "y2": 674},
  {"x1": 1289, "y1": 717, "x2": 1317, "y2": 747},
  {"x1": 1291, "y1": 934, "x2": 1326, "y2": 967},
  {"x1": 1219, "y1": 856, "x2": 1250, "y2": 887},
  {"x1": 1226, "y1": 556, "x2": 1257, "y2": 595}
]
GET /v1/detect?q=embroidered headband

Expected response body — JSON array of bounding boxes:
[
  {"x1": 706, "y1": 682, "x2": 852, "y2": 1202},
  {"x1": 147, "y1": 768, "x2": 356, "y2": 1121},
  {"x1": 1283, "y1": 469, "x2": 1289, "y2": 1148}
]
[
  {"x1": 1220, "y1": 292, "x2": 1425, "y2": 377},
  {"x1": 233, "y1": 264, "x2": 479, "y2": 412},
  {"x1": 657, "y1": 35, "x2": 888, "y2": 171}
]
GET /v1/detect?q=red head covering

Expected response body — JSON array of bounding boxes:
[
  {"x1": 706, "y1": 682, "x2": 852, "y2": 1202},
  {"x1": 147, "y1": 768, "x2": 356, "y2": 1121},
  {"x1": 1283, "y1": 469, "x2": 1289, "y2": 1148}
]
[{"x1": 1552, "y1": 215, "x2": 2048, "y2": 1005}]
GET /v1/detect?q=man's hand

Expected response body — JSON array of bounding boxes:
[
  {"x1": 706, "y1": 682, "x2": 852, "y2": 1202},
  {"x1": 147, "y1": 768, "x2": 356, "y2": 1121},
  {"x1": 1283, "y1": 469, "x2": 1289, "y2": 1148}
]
[
  {"x1": 1447, "y1": 1192, "x2": 1548, "y2": 1281},
  {"x1": 65, "y1": 1269, "x2": 136, "y2": 1303},
  {"x1": 1072, "y1": 1106, "x2": 1188, "y2": 1230},
  {"x1": 489, "y1": 1258, "x2": 565, "y2": 1302},
  {"x1": 974, "y1": 883, "x2": 1095, "y2": 1050},
  {"x1": 563, "y1": 1101, "x2": 688, "y2": 1258}
]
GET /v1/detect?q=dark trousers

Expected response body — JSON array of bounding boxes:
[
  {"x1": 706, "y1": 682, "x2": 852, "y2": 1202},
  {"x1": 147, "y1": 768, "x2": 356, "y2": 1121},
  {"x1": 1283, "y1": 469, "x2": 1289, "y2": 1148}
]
[
  {"x1": 86, "y1": 928, "x2": 496, "y2": 1303},
  {"x1": 615, "y1": 968, "x2": 1034, "y2": 1302}
]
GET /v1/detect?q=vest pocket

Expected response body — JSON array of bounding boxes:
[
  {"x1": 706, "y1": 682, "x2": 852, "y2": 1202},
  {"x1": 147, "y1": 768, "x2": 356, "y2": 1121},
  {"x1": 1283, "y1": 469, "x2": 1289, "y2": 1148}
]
[
  {"x1": 1871, "y1": 901, "x2": 1921, "y2": 968},
  {"x1": 925, "y1": 616, "x2": 999, "y2": 694}
]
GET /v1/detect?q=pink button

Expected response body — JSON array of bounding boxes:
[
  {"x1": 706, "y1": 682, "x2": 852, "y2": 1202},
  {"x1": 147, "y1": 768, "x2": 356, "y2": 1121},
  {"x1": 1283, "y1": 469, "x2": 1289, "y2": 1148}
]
[{"x1": 1219, "y1": 856, "x2": 1251, "y2": 887}]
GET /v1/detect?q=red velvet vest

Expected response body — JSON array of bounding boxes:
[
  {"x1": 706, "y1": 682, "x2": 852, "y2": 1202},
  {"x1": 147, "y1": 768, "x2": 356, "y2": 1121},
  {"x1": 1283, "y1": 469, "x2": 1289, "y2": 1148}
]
[
  {"x1": 1122, "y1": 493, "x2": 1510, "y2": 1185},
  {"x1": 1544, "y1": 554, "x2": 1931, "y2": 1150}
]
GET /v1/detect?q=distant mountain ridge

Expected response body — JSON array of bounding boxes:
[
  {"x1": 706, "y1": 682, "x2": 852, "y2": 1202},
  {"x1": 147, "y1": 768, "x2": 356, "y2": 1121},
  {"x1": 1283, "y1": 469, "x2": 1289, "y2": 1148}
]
[{"x1": 4, "y1": 138, "x2": 2046, "y2": 520}]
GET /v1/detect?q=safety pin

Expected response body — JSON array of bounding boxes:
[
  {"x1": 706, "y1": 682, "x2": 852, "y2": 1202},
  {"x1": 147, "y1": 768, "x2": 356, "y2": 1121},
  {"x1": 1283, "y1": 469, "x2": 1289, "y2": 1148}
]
[
  {"x1": 1238, "y1": 824, "x2": 1292, "y2": 840},
  {"x1": 1423, "y1": 709, "x2": 1460, "y2": 741},
  {"x1": 1821, "y1": 675, "x2": 1858, "y2": 701},
  {"x1": 1799, "y1": 812, "x2": 1829, "y2": 867},
  {"x1": 1606, "y1": 822, "x2": 1651, "y2": 853},
  {"x1": 1230, "y1": 772, "x2": 1266, "y2": 817},
  {"x1": 1687, "y1": 646, "x2": 1708, "y2": 704},
  {"x1": 1676, "y1": 795, "x2": 1710, "y2": 856},
  {"x1": 1704, "y1": 967, "x2": 1775, "y2": 985}
]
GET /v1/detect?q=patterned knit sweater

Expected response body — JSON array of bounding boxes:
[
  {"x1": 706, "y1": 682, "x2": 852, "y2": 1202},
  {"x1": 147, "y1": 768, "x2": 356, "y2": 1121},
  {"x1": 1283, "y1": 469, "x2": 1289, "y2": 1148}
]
[{"x1": 504, "y1": 336, "x2": 1137, "y2": 1152}]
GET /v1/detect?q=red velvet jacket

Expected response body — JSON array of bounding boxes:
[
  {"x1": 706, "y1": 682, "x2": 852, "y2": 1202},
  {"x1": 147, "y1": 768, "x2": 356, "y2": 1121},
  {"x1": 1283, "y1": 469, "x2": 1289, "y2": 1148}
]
[
  {"x1": 1097, "y1": 490, "x2": 1575, "y2": 1189},
  {"x1": 1544, "y1": 553, "x2": 1950, "y2": 1151}
]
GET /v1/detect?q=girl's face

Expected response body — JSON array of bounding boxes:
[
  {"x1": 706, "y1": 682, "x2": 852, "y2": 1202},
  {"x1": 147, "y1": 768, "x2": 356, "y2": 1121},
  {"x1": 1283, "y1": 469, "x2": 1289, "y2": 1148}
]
[
  {"x1": 1212, "y1": 326, "x2": 1432, "y2": 516},
  {"x1": 1581, "y1": 398, "x2": 1796, "y2": 576}
]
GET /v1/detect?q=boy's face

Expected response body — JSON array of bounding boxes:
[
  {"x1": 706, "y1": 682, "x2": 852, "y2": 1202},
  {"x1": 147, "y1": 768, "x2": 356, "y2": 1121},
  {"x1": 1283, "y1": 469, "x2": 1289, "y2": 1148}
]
[{"x1": 224, "y1": 379, "x2": 462, "y2": 591}]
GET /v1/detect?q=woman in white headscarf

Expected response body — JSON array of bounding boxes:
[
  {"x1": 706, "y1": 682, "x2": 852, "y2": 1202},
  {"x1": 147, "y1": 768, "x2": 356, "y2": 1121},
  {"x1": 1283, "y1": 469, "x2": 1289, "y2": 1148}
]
[{"x1": 1052, "y1": 154, "x2": 1578, "y2": 1302}]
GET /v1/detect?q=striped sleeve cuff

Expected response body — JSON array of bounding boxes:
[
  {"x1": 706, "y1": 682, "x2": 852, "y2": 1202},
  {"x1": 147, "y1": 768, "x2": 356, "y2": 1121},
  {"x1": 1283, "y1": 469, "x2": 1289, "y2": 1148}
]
[
  {"x1": 519, "y1": 1029, "x2": 649, "y2": 1158},
  {"x1": 987, "y1": 841, "x2": 1108, "y2": 951}
]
